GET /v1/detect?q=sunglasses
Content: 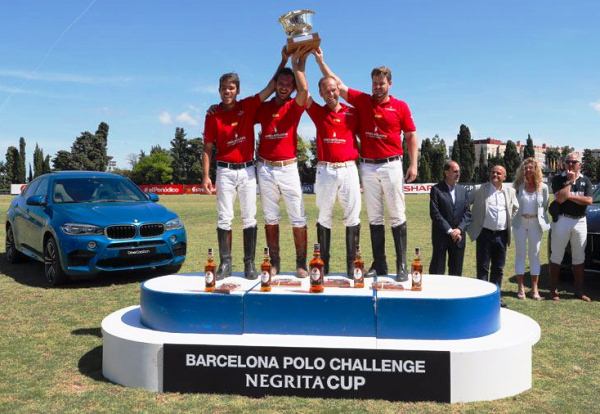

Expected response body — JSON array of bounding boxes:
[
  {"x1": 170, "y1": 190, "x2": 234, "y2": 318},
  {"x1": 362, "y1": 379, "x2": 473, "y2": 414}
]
[{"x1": 565, "y1": 160, "x2": 579, "y2": 165}]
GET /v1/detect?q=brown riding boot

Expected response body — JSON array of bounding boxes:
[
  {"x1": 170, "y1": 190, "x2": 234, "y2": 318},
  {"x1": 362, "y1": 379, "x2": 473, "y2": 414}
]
[
  {"x1": 293, "y1": 226, "x2": 308, "y2": 278},
  {"x1": 265, "y1": 224, "x2": 280, "y2": 276}
]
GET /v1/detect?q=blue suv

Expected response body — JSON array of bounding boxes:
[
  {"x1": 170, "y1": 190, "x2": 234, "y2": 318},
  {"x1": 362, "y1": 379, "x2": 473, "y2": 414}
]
[{"x1": 5, "y1": 171, "x2": 187, "y2": 285}]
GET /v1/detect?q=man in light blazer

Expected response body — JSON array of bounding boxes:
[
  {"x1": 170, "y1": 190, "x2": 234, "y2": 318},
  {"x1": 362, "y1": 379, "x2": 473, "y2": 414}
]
[
  {"x1": 429, "y1": 160, "x2": 471, "y2": 276},
  {"x1": 467, "y1": 165, "x2": 519, "y2": 307}
]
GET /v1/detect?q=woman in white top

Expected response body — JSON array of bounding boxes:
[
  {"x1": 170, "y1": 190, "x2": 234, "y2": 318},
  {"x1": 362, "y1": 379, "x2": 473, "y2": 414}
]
[{"x1": 512, "y1": 158, "x2": 550, "y2": 300}]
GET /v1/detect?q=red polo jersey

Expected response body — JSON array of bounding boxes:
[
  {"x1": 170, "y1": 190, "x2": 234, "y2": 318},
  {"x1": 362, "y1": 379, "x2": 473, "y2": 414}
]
[
  {"x1": 203, "y1": 95, "x2": 261, "y2": 163},
  {"x1": 346, "y1": 88, "x2": 416, "y2": 159},
  {"x1": 255, "y1": 98, "x2": 305, "y2": 161},
  {"x1": 306, "y1": 102, "x2": 359, "y2": 162}
]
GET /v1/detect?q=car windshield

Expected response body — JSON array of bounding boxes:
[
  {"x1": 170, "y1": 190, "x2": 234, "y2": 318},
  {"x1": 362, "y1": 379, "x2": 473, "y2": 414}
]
[{"x1": 52, "y1": 177, "x2": 148, "y2": 203}]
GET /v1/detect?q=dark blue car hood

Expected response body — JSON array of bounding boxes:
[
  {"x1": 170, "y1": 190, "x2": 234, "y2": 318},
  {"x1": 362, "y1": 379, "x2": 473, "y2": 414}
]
[{"x1": 52, "y1": 201, "x2": 176, "y2": 225}]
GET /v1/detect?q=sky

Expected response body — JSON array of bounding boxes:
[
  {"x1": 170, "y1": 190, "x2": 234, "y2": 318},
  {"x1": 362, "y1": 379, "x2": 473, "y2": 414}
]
[{"x1": 1, "y1": 0, "x2": 599, "y2": 169}]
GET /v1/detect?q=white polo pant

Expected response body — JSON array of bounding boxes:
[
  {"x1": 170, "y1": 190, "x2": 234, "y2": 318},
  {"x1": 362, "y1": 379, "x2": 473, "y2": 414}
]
[
  {"x1": 215, "y1": 166, "x2": 257, "y2": 230},
  {"x1": 314, "y1": 162, "x2": 361, "y2": 228},
  {"x1": 550, "y1": 216, "x2": 587, "y2": 265},
  {"x1": 257, "y1": 162, "x2": 306, "y2": 227},
  {"x1": 359, "y1": 159, "x2": 406, "y2": 226},
  {"x1": 513, "y1": 217, "x2": 543, "y2": 275}
]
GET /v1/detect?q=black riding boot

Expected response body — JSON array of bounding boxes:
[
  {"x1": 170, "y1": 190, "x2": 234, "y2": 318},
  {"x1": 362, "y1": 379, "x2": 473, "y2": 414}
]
[
  {"x1": 216, "y1": 228, "x2": 232, "y2": 280},
  {"x1": 366, "y1": 224, "x2": 387, "y2": 277},
  {"x1": 243, "y1": 226, "x2": 257, "y2": 279},
  {"x1": 392, "y1": 222, "x2": 408, "y2": 281},
  {"x1": 345, "y1": 224, "x2": 360, "y2": 277},
  {"x1": 317, "y1": 223, "x2": 331, "y2": 274}
]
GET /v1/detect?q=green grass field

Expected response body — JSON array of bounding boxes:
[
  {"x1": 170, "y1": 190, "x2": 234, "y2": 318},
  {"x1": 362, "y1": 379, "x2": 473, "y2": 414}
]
[{"x1": 1, "y1": 194, "x2": 599, "y2": 413}]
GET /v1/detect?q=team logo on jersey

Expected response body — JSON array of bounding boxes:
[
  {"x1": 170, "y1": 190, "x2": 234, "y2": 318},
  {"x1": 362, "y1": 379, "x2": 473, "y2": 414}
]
[
  {"x1": 333, "y1": 118, "x2": 341, "y2": 123},
  {"x1": 231, "y1": 122, "x2": 238, "y2": 127},
  {"x1": 374, "y1": 114, "x2": 383, "y2": 119},
  {"x1": 384, "y1": 107, "x2": 397, "y2": 112},
  {"x1": 272, "y1": 113, "x2": 280, "y2": 118}
]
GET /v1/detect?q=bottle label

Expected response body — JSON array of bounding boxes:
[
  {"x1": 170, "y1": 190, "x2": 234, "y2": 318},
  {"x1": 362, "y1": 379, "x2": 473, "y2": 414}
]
[
  {"x1": 412, "y1": 271, "x2": 421, "y2": 284},
  {"x1": 310, "y1": 268, "x2": 321, "y2": 281},
  {"x1": 261, "y1": 271, "x2": 270, "y2": 284},
  {"x1": 353, "y1": 268, "x2": 363, "y2": 280},
  {"x1": 205, "y1": 271, "x2": 214, "y2": 284}
]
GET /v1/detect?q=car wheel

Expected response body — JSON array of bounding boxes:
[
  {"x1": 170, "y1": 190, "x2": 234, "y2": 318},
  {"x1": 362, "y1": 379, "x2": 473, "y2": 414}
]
[
  {"x1": 5, "y1": 225, "x2": 25, "y2": 264},
  {"x1": 44, "y1": 236, "x2": 68, "y2": 286}
]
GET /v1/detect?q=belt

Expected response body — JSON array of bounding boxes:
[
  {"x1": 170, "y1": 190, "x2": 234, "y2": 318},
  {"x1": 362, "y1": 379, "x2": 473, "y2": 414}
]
[
  {"x1": 317, "y1": 160, "x2": 355, "y2": 169},
  {"x1": 259, "y1": 157, "x2": 297, "y2": 167},
  {"x1": 521, "y1": 214, "x2": 537, "y2": 219},
  {"x1": 216, "y1": 160, "x2": 254, "y2": 170},
  {"x1": 482, "y1": 228, "x2": 507, "y2": 235},
  {"x1": 560, "y1": 213, "x2": 586, "y2": 220},
  {"x1": 360, "y1": 155, "x2": 401, "y2": 164}
]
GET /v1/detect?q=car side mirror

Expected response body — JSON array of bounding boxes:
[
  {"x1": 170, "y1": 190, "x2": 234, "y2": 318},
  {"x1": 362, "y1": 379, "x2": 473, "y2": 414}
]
[
  {"x1": 147, "y1": 193, "x2": 159, "y2": 202},
  {"x1": 26, "y1": 195, "x2": 47, "y2": 206}
]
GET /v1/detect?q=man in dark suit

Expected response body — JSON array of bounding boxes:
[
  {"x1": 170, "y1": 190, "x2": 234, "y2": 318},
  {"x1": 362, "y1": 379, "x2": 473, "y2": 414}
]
[{"x1": 429, "y1": 160, "x2": 471, "y2": 276}]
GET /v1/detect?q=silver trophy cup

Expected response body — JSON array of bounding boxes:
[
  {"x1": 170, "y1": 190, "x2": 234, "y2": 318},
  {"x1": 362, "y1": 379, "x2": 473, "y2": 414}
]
[{"x1": 279, "y1": 9, "x2": 321, "y2": 53}]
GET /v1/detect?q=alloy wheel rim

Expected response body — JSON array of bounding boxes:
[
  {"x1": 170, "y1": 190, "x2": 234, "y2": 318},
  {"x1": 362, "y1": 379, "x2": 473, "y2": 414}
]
[{"x1": 44, "y1": 240, "x2": 56, "y2": 283}]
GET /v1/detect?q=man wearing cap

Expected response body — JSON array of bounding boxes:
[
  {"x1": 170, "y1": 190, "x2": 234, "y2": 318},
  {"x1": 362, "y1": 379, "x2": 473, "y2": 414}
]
[
  {"x1": 202, "y1": 51, "x2": 288, "y2": 279},
  {"x1": 313, "y1": 48, "x2": 418, "y2": 281},
  {"x1": 548, "y1": 152, "x2": 593, "y2": 302},
  {"x1": 255, "y1": 47, "x2": 310, "y2": 278},
  {"x1": 296, "y1": 49, "x2": 361, "y2": 277}
]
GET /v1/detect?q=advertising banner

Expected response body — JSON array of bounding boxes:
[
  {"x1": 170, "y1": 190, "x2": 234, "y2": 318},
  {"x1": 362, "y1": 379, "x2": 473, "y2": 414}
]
[{"x1": 163, "y1": 344, "x2": 450, "y2": 402}]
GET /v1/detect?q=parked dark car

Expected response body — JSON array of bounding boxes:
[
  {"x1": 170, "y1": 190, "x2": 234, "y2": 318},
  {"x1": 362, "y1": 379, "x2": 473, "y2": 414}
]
[{"x1": 5, "y1": 171, "x2": 187, "y2": 285}]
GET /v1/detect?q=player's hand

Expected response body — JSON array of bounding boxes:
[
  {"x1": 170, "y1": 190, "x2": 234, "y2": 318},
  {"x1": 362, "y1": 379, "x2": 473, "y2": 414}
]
[
  {"x1": 202, "y1": 177, "x2": 214, "y2": 194},
  {"x1": 405, "y1": 164, "x2": 417, "y2": 183},
  {"x1": 312, "y1": 47, "x2": 324, "y2": 62}
]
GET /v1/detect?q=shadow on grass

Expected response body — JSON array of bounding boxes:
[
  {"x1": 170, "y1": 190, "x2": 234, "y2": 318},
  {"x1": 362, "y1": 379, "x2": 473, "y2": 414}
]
[
  {"x1": 73, "y1": 327, "x2": 102, "y2": 338},
  {"x1": 506, "y1": 263, "x2": 600, "y2": 301},
  {"x1": 78, "y1": 345, "x2": 110, "y2": 383},
  {"x1": 0, "y1": 252, "x2": 174, "y2": 289}
]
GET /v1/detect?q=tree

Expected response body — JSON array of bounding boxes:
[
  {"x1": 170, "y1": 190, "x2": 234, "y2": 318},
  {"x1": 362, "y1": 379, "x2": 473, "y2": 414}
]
[
  {"x1": 523, "y1": 134, "x2": 535, "y2": 159},
  {"x1": 170, "y1": 127, "x2": 189, "y2": 183},
  {"x1": 476, "y1": 147, "x2": 487, "y2": 183},
  {"x1": 545, "y1": 147, "x2": 561, "y2": 172},
  {"x1": 17, "y1": 137, "x2": 26, "y2": 183},
  {"x1": 33, "y1": 144, "x2": 44, "y2": 178},
  {"x1": 297, "y1": 136, "x2": 315, "y2": 184},
  {"x1": 27, "y1": 164, "x2": 33, "y2": 182},
  {"x1": 131, "y1": 150, "x2": 174, "y2": 184},
  {"x1": 560, "y1": 145, "x2": 574, "y2": 159},
  {"x1": 187, "y1": 137, "x2": 204, "y2": 183},
  {"x1": 53, "y1": 150, "x2": 77, "y2": 171},
  {"x1": 503, "y1": 140, "x2": 521, "y2": 181},
  {"x1": 0, "y1": 161, "x2": 9, "y2": 190},
  {"x1": 581, "y1": 149, "x2": 597, "y2": 181},
  {"x1": 42, "y1": 155, "x2": 51, "y2": 174},
  {"x1": 488, "y1": 148, "x2": 504, "y2": 169},
  {"x1": 452, "y1": 124, "x2": 475, "y2": 183},
  {"x1": 418, "y1": 138, "x2": 433, "y2": 183},
  {"x1": 94, "y1": 122, "x2": 111, "y2": 170},
  {"x1": 5, "y1": 146, "x2": 20, "y2": 184},
  {"x1": 429, "y1": 135, "x2": 447, "y2": 182}
]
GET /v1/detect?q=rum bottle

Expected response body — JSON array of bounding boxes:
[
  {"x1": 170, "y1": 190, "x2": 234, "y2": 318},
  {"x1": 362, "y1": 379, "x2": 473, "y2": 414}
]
[
  {"x1": 204, "y1": 248, "x2": 216, "y2": 292},
  {"x1": 260, "y1": 247, "x2": 272, "y2": 292},
  {"x1": 353, "y1": 245, "x2": 365, "y2": 288},
  {"x1": 411, "y1": 247, "x2": 422, "y2": 291},
  {"x1": 309, "y1": 243, "x2": 324, "y2": 293}
]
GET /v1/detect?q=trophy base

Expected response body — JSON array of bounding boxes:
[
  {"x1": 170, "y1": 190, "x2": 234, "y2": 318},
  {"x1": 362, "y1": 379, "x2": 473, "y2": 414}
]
[{"x1": 286, "y1": 32, "x2": 321, "y2": 53}]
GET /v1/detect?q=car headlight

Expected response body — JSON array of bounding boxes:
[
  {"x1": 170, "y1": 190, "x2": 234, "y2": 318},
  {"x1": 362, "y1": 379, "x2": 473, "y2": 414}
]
[
  {"x1": 165, "y1": 218, "x2": 184, "y2": 230},
  {"x1": 61, "y1": 223, "x2": 104, "y2": 235}
]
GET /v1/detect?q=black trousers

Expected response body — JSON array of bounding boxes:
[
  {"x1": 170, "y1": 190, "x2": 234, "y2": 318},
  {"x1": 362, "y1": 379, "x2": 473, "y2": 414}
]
[
  {"x1": 429, "y1": 235, "x2": 465, "y2": 276},
  {"x1": 476, "y1": 228, "x2": 508, "y2": 288}
]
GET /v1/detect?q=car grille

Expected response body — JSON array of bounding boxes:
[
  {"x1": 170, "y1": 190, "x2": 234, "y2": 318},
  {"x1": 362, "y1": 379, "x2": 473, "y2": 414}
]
[
  {"x1": 106, "y1": 225, "x2": 136, "y2": 239},
  {"x1": 107, "y1": 240, "x2": 166, "y2": 249},
  {"x1": 140, "y1": 223, "x2": 164, "y2": 237},
  {"x1": 97, "y1": 253, "x2": 172, "y2": 268}
]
